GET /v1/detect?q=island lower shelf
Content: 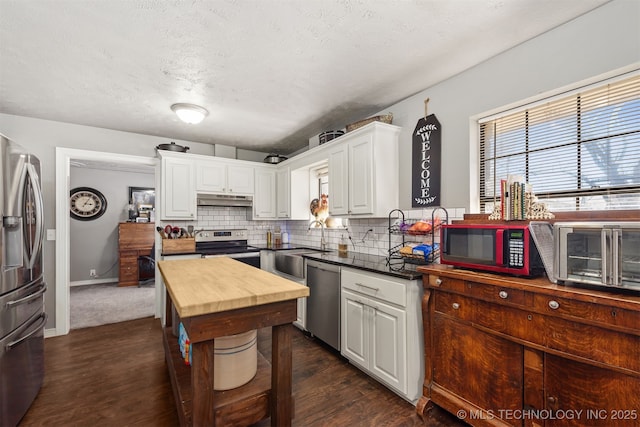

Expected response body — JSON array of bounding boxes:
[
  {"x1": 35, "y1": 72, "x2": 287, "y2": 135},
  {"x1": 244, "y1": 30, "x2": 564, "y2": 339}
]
[{"x1": 163, "y1": 327, "x2": 273, "y2": 426}]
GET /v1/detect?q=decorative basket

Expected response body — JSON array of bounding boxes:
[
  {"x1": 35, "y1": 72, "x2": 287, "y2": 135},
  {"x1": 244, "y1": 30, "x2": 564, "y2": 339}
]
[
  {"x1": 346, "y1": 113, "x2": 393, "y2": 132},
  {"x1": 319, "y1": 130, "x2": 345, "y2": 145}
]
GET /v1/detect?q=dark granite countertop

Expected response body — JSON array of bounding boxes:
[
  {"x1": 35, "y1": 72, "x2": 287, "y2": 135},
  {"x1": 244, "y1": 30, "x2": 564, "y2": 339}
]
[
  {"x1": 302, "y1": 251, "x2": 424, "y2": 281},
  {"x1": 167, "y1": 244, "x2": 427, "y2": 280}
]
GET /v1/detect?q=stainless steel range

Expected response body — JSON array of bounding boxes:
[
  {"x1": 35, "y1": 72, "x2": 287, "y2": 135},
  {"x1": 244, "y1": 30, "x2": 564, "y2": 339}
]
[{"x1": 195, "y1": 229, "x2": 261, "y2": 268}]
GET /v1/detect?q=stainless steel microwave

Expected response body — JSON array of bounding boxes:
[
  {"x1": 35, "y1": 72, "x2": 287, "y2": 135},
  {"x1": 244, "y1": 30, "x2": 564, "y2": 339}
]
[{"x1": 554, "y1": 222, "x2": 640, "y2": 291}]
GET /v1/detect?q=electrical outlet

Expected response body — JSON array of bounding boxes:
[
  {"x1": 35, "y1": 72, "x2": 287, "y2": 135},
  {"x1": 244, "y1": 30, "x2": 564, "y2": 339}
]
[{"x1": 90, "y1": 269, "x2": 97, "y2": 278}]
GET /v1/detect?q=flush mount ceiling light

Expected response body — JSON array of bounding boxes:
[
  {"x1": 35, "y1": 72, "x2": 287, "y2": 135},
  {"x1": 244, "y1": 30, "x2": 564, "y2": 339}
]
[{"x1": 170, "y1": 103, "x2": 209, "y2": 124}]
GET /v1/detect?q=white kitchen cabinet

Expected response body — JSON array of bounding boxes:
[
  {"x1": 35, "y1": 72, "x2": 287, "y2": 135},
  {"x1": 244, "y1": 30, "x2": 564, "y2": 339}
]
[
  {"x1": 196, "y1": 159, "x2": 254, "y2": 195},
  {"x1": 276, "y1": 167, "x2": 290, "y2": 218},
  {"x1": 328, "y1": 122, "x2": 400, "y2": 217},
  {"x1": 160, "y1": 155, "x2": 196, "y2": 220},
  {"x1": 342, "y1": 288, "x2": 406, "y2": 392},
  {"x1": 253, "y1": 167, "x2": 277, "y2": 219},
  {"x1": 340, "y1": 267, "x2": 423, "y2": 403}
]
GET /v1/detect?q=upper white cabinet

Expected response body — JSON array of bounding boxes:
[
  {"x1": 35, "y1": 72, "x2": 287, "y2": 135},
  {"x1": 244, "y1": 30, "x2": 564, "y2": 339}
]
[
  {"x1": 253, "y1": 167, "x2": 277, "y2": 219},
  {"x1": 276, "y1": 167, "x2": 291, "y2": 218},
  {"x1": 160, "y1": 154, "x2": 196, "y2": 220},
  {"x1": 328, "y1": 122, "x2": 400, "y2": 217},
  {"x1": 196, "y1": 159, "x2": 254, "y2": 195}
]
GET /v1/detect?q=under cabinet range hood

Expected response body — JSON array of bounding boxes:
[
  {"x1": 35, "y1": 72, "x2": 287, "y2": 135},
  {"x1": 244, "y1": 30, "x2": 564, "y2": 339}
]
[{"x1": 197, "y1": 194, "x2": 253, "y2": 207}]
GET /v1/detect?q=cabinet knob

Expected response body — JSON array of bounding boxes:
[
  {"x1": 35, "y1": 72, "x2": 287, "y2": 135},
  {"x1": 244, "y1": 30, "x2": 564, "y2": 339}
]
[
  {"x1": 547, "y1": 396, "x2": 557, "y2": 405},
  {"x1": 452, "y1": 302, "x2": 460, "y2": 310},
  {"x1": 548, "y1": 300, "x2": 560, "y2": 310},
  {"x1": 498, "y1": 290, "x2": 508, "y2": 299},
  {"x1": 435, "y1": 279, "x2": 442, "y2": 285}
]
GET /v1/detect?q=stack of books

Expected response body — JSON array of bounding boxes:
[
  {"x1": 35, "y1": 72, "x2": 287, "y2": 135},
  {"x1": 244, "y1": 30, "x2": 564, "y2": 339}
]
[{"x1": 500, "y1": 175, "x2": 531, "y2": 220}]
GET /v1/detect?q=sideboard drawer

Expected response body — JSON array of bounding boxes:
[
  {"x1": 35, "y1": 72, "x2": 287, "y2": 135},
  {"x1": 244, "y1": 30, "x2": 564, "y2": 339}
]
[
  {"x1": 473, "y1": 298, "x2": 545, "y2": 345},
  {"x1": 545, "y1": 317, "x2": 640, "y2": 372},
  {"x1": 427, "y1": 275, "x2": 466, "y2": 293},
  {"x1": 533, "y1": 294, "x2": 640, "y2": 333},
  {"x1": 465, "y1": 281, "x2": 527, "y2": 306},
  {"x1": 434, "y1": 291, "x2": 473, "y2": 321}
]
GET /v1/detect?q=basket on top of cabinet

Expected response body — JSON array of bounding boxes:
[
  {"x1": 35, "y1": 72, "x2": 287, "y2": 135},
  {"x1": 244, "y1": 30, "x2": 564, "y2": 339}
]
[{"x1": 387, "y1": 207, "x2": 448, "y2": 269}]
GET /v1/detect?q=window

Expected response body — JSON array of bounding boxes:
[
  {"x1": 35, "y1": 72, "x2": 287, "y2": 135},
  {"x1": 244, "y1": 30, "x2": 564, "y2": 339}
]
[{"x1": 479, "y1": 72, "x2": 640, "y2": 213}]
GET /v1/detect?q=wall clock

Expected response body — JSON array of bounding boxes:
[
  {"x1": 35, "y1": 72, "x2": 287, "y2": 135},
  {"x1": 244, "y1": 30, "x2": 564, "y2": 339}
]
[{"x1": 70, "y1": 187, "x2": 108, "y2": 221}]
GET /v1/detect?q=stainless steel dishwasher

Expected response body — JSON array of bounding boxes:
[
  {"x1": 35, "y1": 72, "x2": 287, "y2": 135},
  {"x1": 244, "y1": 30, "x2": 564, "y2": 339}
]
[{"x1": 305, "y1": 259, "x2": 341, "y2": 351}]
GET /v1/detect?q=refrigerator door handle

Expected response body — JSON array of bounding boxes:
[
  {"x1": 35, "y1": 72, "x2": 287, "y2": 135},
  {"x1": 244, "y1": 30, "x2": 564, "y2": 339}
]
[
  {"x1": 7, "y1": 313, "x2": 47, "y2": 350},
  {"x1": 24, "y1": 162, "x2": 44, "y2": 270},
  {"x1": 6, "y1": 282, "x2": 46, "y2": 307}
]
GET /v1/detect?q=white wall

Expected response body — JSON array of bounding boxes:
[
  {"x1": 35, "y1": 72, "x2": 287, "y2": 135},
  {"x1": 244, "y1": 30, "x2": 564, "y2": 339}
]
[
  {"x1": 0, "y1": 0, "x2": 637, "y2": 331},
  {"x1": 380, "y1": 0, "x2": 639, "y2": 212}
]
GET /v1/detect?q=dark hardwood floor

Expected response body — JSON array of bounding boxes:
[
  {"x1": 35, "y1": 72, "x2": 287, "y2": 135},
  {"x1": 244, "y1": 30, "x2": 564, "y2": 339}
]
[{"x1": 19, "y1": 317, "x2": 466, "y2": 427}]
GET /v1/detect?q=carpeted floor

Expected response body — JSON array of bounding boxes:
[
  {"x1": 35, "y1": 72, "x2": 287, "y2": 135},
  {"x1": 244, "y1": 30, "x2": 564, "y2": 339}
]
[{"x1": 70, "y1": 281, "x2": 156, "y2": 329}]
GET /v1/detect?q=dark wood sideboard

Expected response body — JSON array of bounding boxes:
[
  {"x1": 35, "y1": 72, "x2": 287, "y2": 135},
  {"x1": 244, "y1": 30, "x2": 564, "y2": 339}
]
[
  {"x1": 118, "y1": 222, "x2": 155, "y2": 287},
  {"x1": 417, "y1": 264, "x2": 640, "y2": 427},
  {"x1": 416, "y1": 210, "x2": 640, "y2": 427}
]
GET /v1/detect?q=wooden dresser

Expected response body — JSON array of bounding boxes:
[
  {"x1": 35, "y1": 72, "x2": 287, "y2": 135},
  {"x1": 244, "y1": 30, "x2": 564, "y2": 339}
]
[
  {"x1": 118, "y1": 222, "x2": 155, "y2": 287},
  {"x1": 416, "y1": 264, "x2": 640, "y2": 427}
]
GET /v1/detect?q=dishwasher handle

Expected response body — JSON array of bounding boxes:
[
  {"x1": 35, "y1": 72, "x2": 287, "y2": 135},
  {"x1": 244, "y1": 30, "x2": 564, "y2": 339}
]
[{"x1": 306, "y1": 260, "x2": 341, "y2": 273}]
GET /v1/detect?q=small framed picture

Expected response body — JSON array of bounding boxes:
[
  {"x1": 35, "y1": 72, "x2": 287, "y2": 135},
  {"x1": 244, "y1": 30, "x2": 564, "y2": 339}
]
[{"x1": 129, "y1": 187, "x2": 155, "y2": 213}]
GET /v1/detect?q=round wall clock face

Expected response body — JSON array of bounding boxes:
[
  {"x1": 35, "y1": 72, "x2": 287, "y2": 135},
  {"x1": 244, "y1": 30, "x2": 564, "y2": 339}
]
[{"x1": 70, "y1": 187, "x2": 108, "y2": 221}]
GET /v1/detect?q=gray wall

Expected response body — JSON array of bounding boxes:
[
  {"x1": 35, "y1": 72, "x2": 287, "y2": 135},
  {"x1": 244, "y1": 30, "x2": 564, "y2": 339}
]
[
  {"x1": 70, "y1": 167, "x2": 154, "y2": 282},
  {"x1": 382, "y1": 0, "x2": 639, "y2": 212},
  {"x1": 0, "y1": 0, "x2": 637, "y2": 331}
]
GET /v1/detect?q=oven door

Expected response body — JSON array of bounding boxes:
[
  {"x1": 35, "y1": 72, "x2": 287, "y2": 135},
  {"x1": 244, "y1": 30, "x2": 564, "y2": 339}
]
[{"x1": 204, "y1": 252, "x2": 261, "y2": 269}]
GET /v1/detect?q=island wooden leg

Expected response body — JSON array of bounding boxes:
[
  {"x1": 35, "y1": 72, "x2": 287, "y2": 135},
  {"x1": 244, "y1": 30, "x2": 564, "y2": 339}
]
[
  {"x1": 271, "y1": 324, "x2": 293, "y2": 427},
  {"x1": 191, "y1": 339, "x2": 215, "y2": 426}
]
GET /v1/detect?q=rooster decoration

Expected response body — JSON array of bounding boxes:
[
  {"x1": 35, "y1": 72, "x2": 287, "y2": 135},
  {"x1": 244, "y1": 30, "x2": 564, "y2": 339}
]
[{"x1": 310, "y1": 194, "x2": 329, "y2": 222}]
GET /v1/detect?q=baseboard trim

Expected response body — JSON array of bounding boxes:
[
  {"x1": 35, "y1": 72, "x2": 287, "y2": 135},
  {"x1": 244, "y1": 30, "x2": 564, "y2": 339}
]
[{"x1": 71, "y1": 278, "x2": 118, "y2": 287}]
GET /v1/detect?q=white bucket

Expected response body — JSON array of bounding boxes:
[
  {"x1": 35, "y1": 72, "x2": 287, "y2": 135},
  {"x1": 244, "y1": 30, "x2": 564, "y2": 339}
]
[{"x1": 214, "y1": 329, "x2": 258, "y2": 390}]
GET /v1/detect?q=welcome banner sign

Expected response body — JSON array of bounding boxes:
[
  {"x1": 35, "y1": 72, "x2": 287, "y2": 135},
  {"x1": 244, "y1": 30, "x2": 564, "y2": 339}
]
[{"x1": 412, "y1": 114, "x2": 441, "y2": 207}]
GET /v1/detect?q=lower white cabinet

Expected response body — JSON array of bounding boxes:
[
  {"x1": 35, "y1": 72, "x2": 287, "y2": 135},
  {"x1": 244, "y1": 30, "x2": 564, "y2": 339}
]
[
  {"x1": 342, "y1": 288, "x2": 406, "y2": 392},
  {"x1": 340, "y1": 267, "x2": 423, "y2": 404}
]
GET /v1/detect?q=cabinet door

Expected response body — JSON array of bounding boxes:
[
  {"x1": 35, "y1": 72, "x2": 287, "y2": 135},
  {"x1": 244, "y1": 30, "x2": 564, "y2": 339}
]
[
  {"x1": 196, "y1": 160, "x2": 226, "y2": 192},
  {"x1": 295, "y1": 296, "x2": 306, "y2": 330},
  {"x1": 162, "y1": 157, "x2": 196, "y2": 220},
  {"x1": 276, "y1": 167, "x2": 290, "y2": 218},
  {"x1": 545, "y1": 354, "x2": 640, "y2": 427},
  {"x1": 227, "y1": 164, "x2": 254, "y2": 194},
  {"x1": 369, "y1": 299, "x2": 406, "y2": 394},
  {"x1": 328, "y1": 146, "x2": 348, "y2": 215},
  {"x1": 253, "y1": 168, "x2": 276, "y2": 219},
  {"x1": 432, "y1": 313, "x2": 524, "y2": 426},
  {"x1": 348, "y1": 136, "x2": 374, "y2": 215},
  {"x1": 341, "y1": 289, "x2": 368, "y2": 369}
]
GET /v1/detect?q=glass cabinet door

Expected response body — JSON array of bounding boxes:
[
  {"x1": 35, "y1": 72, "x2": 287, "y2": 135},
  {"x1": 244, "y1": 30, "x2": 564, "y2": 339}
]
[
  {"x1": 565, "y1": 229, "x2": 605, "y2": 285},
  {"x1": 620, "y1": 227, "x2": 640, "y2": 288}
]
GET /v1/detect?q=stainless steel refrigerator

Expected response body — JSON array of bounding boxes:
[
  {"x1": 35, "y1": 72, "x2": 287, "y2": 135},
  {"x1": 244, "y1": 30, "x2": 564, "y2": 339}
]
[{"x1": 0, "y1": 135, "x2": 47, "y2": 426}]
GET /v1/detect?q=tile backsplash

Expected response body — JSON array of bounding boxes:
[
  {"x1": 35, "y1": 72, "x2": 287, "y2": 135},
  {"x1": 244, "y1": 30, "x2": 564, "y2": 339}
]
[{"x1": 164, "y1": 206, "x2": 465, "y2": 257}]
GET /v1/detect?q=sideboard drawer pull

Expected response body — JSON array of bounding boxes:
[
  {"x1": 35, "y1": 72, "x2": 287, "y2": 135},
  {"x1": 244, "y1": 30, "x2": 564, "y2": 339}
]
[
  {"x1": 498, "y1": 291, "x2": 508, "y2": 299},
  {"x1": 548, "y1": 300, "x2": 560, "y2": 310},
  {"x1": 452, "y1": 303, "x2": 460, "y2": 310},
  {"x1": 435, "y1": 279, "x2": 442, "y2": 285}
]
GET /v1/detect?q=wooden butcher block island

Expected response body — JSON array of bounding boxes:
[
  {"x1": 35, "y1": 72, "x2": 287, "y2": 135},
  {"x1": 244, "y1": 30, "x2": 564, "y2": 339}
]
[{"x1": 158, "y1": 257, "x2": 309, "y2": 427}]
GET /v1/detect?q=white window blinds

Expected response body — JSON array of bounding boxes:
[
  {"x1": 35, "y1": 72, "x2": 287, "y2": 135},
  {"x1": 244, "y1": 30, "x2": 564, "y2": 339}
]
[{"x1": 479, "y1": 73, "x2": 640, "y2": 213}]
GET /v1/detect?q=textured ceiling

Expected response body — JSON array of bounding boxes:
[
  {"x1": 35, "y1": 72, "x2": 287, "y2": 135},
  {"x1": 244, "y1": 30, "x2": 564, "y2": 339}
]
[{"x1": 0, "y1": 0, "x2": 609, "y2": 155}]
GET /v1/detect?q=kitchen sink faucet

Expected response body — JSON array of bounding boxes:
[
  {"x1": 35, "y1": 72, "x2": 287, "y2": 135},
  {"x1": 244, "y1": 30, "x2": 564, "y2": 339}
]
[{"x1": 308, "y1": 220, "x2": 327, "y2": 250}]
